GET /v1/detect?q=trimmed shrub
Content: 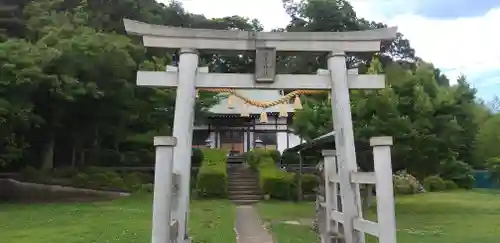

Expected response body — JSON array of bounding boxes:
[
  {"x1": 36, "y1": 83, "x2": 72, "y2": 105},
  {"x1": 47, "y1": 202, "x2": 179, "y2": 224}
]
[
  {"x1": 52, "y1": 167, "x2": 79, "y2": 178},
  {"x1": 246, "y1": 148, "x2": 271, "y2": 169},
  {"x1": 443, "y1": 180, "x2": 458, "y2": 190},
  {"x1": 137, "y1": 172, "x2": 154, "y2": 184},
  {"x1": 196, "y1": 149, "x2": 228, "y2": 198},
  {"x1": 19, "y1": 167, "x2": 51, "y2": 183},
  {"x1": 393, "y1": 170, "x2": 422, "y2": 194},
  {"x1": 123, "y1": 172, "x2": 143, "y2": 191},
  {"x1": 85, "y1": 170, "x2": 123, "y2": 190},
  {"x1": 84, "y1": 166, "x2": 112, "y2": 175},
  {"x1": 191, "y1": 148, "x2": 204, "y2": 167},
  {"x1": 258, "y1": 157, "x2": 295, "y2": 200},
  {"x1": 135, "y1": 183, "x2": 154, "y2": 193},
  {"x1": 393, "y1": 177, "x2": 415, "y2": 195},
  {"x1": 300, "y1": 173, "x2": 321, "y2": 195},
  {"x1": 423, "y1": 176, "x2": 446, "y2": 192},
  {"x1": 439, "y1": 159, "x2": 475, "y2": 189},
  {"x1": 268, "y1": 150, "x2": 281, "y2": 164},
  {"x1": 454, "y1": 175, "x2": 475, "y2": 189},
  {"x1": 72, "y1": 173, "x2": 90, "y2": 188},
  {"x1": 20, "y1": 166, "x2": 43, "y2": 182},
  {"x1": 105, "y1": 177, "x2": 128, "y2": 191},
  {"x1": 87, "y1": 173, "x2": 110, "y2": 189},
  {"x1": 246, "y1": 149, "x2": 297, "y2": 200}
]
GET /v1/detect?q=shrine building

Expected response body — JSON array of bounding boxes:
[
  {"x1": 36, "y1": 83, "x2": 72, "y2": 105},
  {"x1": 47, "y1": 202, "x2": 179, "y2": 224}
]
[{"x1": 192, "y1": 90, "x2": 303, "y2": 154}]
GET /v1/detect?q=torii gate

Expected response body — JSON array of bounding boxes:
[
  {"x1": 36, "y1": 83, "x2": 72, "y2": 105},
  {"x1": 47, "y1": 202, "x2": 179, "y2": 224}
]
[{"x1": 123, "y1": 19, "x2": 397, "y2": 243}]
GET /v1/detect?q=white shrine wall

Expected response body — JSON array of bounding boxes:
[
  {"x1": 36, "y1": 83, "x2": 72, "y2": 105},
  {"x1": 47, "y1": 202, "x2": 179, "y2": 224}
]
[
  {"x1": 277, "y1": 132, "x2": 288, "y2": 153},
  {"x1": 192, "y1": 115, "x2": 302, "y2": 152},
  {"x1": 288, "y1": 133, "x2": 302, "y2": 149}
]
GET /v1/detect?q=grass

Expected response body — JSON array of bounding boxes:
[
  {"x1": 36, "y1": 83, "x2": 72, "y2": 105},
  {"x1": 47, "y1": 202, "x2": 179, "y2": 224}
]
[
  {"x1": 2, "y1": 190, "x2": 499, "y2": 243},
  {"x1": 257, "y1": 190, "x2": 500, "y2": 243},
  {"x1": 0, "y1": 195, "x2": 236, "y2": 243}
]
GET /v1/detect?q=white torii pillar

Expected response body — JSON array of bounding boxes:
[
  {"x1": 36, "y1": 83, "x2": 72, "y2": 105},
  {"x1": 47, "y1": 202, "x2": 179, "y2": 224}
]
[
  {"x1": 328, "y1": 52, "x2": 366, "y2": 243},
  {"x1": 123, "y1": 18, "x2": 397, "y2": 243},
  {"x1": 171, "y1": 48, "x2": 198, "y2": 243}
]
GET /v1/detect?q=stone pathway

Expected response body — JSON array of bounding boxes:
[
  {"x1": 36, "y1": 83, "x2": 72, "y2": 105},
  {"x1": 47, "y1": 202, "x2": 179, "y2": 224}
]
[{"x1": 235, "y1": 205, "x2": 274, "y2": 243}]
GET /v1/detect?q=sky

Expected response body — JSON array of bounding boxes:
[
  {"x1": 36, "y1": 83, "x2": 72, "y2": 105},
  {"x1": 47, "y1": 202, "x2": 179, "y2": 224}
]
[{"x1": 175, "y1": 0, "x2": 500, "y2": 101}]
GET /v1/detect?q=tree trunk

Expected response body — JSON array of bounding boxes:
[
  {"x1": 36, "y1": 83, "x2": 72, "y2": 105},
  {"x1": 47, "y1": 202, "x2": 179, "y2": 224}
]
[
  {"x1": 79, "y1": 149, "x2": 85, "y2": 168},
  {"x1": 298, "y1": 151, "x2": 303, "y2": 201},
  {"x1": 41, "y1": 134, "x2": 55, "y2": 170},
  {"x1": 71, "y1": 144, "x2": 76, "y2": 167}
]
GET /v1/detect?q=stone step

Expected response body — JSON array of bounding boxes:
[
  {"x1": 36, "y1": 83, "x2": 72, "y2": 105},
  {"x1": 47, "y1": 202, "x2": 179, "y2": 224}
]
[
  {"x1": 228, "y1": 169, "x2": 254, "y2": 173},
  {"x1": 229, "y1": 176, "x2": 257, "y2": 179},
  {"x1": 227, "y1": 170, "x2": 253, "y2": 174},
  {"x1": 228, "y1": 177, "x2": 257, "y2": 181},
  {"x1": 232, "y1": 199, "x2": 260, "y2": 205},
  {"x1": 228, "y1": 173, "x2": 257, "y2": 178},
  {"x1": 228, "y1": 190, "x2": 262, "y2": 195},
  {"x1": 227, "y1": 158, "x2": 245, "y2": 163},
  {"x1": 229, "y1": 194, "x2": 263, "y2": 201},
  {"x1": 227, "y1": 165, "x2": 250, "y2": 170},
  {"x1": 229, "y1": 188, "x2": 260, "y2": 193},
  {"x1": 228, "y1": 180, "x2": 258, "y2": 185},
  {"x1": 228, "y1": 183, "x2": 260, "y2": 189}
]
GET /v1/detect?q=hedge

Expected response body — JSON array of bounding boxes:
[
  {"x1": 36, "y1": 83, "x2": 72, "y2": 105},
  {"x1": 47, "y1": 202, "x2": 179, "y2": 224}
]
[
  {"x1": 246, "y1": 148, "x2": 273, "y2": 169},
  {"x1": 245, "y1": 149, "x2": 294, "y2": 200},
  {"x1": 299, "y1": 173, "x2": 321, "y2": 195},
  {"x1": 443, "y1": 180, "x2": 458, "y2": 190},
  {"x1": 191, "y1": 148, "x2": 204, "y2": 167},
  {"x1": 258, "y1": 157, "x2": 295, "y2": 200},
  {"x1": 423, "y1": 175, "x2": 446, "y2": 192},
  {"x1": 393, "y1": 170, "x2": 422, "y2": 195},
  {"x1": 195, "y1": 149, "x2": 228, "y2": 198}
]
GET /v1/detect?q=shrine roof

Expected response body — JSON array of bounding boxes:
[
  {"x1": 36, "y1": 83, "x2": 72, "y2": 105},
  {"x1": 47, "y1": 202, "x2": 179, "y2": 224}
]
[
  {"x1": 286, "y1": 131, "x2": 336, "y2": 153},
  {"x1": 123, "y1": 19, "x2": 397, "y2": 52},
  {"x1": 208, "y1": 90, "x2": 295, "y2": 115}
]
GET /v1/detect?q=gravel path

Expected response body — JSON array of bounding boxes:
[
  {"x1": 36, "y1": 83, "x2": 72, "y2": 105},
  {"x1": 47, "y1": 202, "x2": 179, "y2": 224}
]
[{"x1": 234, "y1": 205, "x2": 274, "y2": 243}]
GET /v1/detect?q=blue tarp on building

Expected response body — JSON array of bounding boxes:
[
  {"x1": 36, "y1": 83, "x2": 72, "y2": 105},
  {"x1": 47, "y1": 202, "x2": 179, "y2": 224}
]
[{"x1": 473, "y1": 170, "x2": 497, "y2": 189}]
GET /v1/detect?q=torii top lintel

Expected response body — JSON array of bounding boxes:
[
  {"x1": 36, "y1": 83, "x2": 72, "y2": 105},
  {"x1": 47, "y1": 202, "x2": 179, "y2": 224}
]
[{"x1": 123, "y1": 19, "x2": 398, "y2": 53}]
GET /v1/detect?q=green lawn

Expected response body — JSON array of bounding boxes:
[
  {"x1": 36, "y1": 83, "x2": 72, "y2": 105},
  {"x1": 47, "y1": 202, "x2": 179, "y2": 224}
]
[
  {"x1": 0, "y1": 196, "x2": 236, "y2": 243},
  {"x1": 257, "y1": 190, "x2": 500, "y2": 243},
  {"x1": 2, "y1": 190, "x2": 499, "y2": 243}
]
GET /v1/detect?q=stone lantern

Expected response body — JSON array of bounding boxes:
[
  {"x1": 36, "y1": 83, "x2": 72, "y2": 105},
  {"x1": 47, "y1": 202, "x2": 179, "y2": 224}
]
[
  {"x1": 204, "y1": 138, "x2": 212, "y2": 148},
  {"x1": 254, "y1": 138, "x2": 264, "y2": 149}
]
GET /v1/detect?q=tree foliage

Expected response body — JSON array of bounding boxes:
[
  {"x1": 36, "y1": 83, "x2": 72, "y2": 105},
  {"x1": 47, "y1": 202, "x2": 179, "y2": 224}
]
[
  {"x1": 0, "y1": 0, "x2": 496, "y2": 184},
  {"x1": 0, "y1": 0, "x2": 257, "y2": 169},
  {"x1": 474, "y1": 114, "x2": 500, "y2": 167}
]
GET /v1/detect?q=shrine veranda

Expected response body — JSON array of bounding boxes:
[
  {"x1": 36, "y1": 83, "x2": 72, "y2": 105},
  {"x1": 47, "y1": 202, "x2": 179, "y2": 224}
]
[{"x1": 123, "y1": 18, "x2": 398, "y2": 243}]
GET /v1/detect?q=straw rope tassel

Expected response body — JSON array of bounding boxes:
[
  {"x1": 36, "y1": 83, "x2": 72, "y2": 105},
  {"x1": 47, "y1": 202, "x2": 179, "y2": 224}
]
[
  {"x1": 260, "y1": 110, "x2": 268, "y2": 123},
  {"x1": 241, "y1": 103, "x2": 249, "y2": 117},
  {"x1": 227, "y1": 94, "x2": 234, "y2": 108},
  {"x1": 279, "y1": 103, "x2": 288, "y2": 117},
  {"x1": 293, "y1": 95, "x2": 302, "y2": 110}
]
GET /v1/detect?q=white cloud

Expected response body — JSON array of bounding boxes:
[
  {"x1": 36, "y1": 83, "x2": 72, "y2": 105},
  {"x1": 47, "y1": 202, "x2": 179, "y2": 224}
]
[
  {"x1": 176, "y1": 0, "x2": 290, "y2": 30},
  {"x1": 350, "y1": 0, "x2": 500, "y2": 86},
  {"x1": 389, "y1": 10, "x2": 500, "y2": 85}
]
